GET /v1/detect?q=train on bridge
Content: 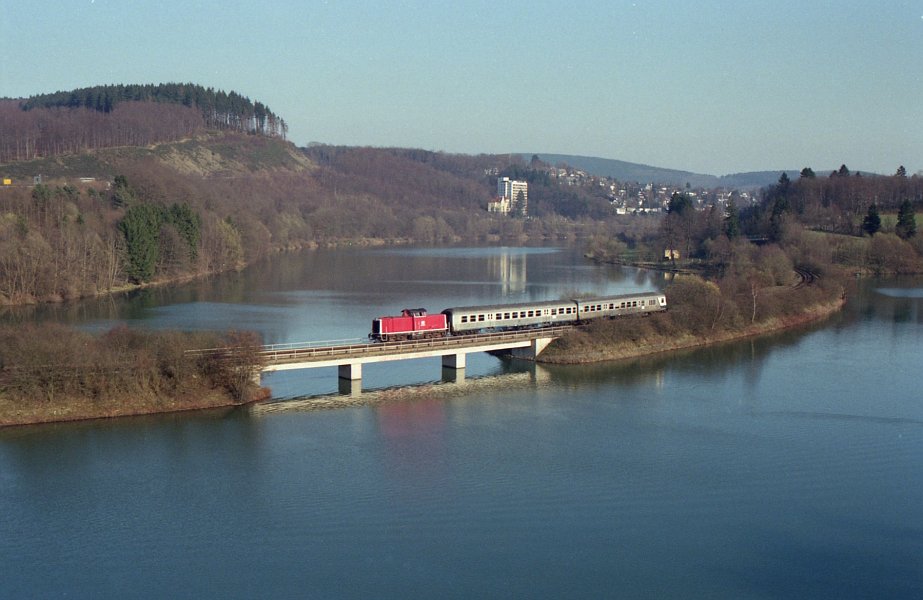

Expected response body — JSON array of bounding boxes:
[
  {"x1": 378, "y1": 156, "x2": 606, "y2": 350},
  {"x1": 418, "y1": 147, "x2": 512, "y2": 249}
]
[{"x1": 370, "y1": 292, "x2": 667, "y2": 342}]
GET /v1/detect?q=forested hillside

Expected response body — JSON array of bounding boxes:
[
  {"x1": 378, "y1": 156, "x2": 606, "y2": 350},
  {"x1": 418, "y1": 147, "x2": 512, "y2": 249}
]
[
  {"x1": 0, "y1": 83, "x2": 286, "y2": 163},
  {"x1": 0, "y1": 130, "x2": 643, "y2": 305},
  {"x1": 4, "y1": 85, "x2": 920, "y2": 306}
]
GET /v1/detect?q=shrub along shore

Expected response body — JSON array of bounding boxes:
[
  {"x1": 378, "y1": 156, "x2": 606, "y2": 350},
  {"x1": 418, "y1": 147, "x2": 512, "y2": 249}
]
[
  {"x1": 539, "y1": 290, "x2": 844, "y2": 365},
  {"x1": 0, "y1": 325, "x2": 267, "y2": 427}
]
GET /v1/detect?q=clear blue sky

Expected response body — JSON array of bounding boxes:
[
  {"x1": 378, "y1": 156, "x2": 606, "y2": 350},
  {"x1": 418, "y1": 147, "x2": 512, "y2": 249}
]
[{"x1": 2, "y1": 1, "x2": 922, "y2": 175}]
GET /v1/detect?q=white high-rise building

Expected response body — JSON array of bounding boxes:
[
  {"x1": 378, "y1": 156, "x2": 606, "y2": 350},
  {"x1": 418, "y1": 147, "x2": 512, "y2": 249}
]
[{"x1": 491, "y1": 177, "x2": 528, "y2": 215}]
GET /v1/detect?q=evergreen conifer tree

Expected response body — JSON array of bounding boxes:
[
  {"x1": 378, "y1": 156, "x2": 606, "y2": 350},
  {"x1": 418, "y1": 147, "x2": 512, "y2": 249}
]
[
  {"x1": 896, "y1": 199, "x2": 916, "y2": 239},
  {"x1": 862, "y1": 203, "x2": 881, "y2": 236}
]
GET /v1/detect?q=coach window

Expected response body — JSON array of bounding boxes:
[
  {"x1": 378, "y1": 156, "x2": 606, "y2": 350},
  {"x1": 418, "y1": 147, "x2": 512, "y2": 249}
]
[
  {"x1": 461, "y1": 316, "x2": 468, "y2": 323},
  {"x1": 478, "y1": 314, "x2": 485, "y2": 321}
]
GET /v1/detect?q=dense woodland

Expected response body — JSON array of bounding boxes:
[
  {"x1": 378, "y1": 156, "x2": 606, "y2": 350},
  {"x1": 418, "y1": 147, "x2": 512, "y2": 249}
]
[
  {"x1": 0, "y1": 83, "x2": 285, "y2": 163},
  {"x1": 588, "y1": 164, "x2": 923, "y2": 276},
  {"x1": 1, "y1": 85, "x2": 922, "y2": 307},
  {"x1": 0, "y1": 131, "x2": 648, "y2": 304},
  {"x1": 551, "y1": 169, "x2": 923, "y2": 363}
]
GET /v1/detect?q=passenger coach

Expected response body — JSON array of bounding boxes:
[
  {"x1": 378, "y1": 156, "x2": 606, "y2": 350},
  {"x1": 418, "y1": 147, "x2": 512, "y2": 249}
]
[
  {"x1": 442, "y1": 299, "x2": 580, "y2": 335},
  {"x1": 442, "y1": 292, "x2": 666, "y2": 335},
  {"x1": 575, "y1": 292, "x2": 666, "y2": 320}
]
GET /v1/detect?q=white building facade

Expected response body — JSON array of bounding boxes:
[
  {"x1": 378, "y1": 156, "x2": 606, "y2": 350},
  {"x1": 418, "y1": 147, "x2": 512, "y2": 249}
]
[{"x1": 489, "y1": 177, "x2": 528, "y2": 215}]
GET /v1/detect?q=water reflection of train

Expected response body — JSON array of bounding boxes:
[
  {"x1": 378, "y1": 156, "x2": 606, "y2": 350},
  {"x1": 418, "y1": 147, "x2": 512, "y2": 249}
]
[{"x1": 370, "y1": 292, "x2": 667, "y2": 342}]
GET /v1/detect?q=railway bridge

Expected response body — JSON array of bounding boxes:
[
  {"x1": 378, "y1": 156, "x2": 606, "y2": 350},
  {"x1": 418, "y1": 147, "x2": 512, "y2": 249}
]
[{"x1": 257, "y1": 326, "x2": 571, "y2": 394}]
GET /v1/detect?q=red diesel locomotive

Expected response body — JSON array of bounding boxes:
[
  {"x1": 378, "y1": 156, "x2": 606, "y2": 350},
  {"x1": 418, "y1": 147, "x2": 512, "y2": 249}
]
[{"x1": 370, "y1": 308, "x2": 448, "y2": 342}]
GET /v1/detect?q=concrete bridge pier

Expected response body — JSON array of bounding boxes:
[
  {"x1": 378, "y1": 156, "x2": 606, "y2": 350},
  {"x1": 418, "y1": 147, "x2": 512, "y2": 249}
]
[
  {"x1": 337, "y1": 363, "x2": 362, "y2": 396},
  {"x1": 509, "y1": 337, "x2": 554, "y2": 361},
  {"x1": 338, "y1": 363, "x2": 362, "y2": 380},
  {"x1": 442, "y1": 352, "x2": 467, "y2": 370}
]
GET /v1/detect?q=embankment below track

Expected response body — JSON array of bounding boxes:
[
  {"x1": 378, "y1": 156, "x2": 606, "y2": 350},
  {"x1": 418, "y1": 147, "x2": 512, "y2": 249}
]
[{"x1": 537, "y1": 298, "x2": 846, "y2": 365}]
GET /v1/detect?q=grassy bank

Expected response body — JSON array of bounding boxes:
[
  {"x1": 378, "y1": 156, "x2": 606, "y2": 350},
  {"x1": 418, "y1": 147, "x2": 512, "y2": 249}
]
[
  {"x1": 540, "y1": 272, "x2": 847, "y2": 365},
  {"x1": 0, "y1": 324, "x2": 266, "y2": 427}
]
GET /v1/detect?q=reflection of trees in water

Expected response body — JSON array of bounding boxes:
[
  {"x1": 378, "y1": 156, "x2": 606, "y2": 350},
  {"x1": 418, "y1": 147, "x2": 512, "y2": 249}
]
[
  {"x1": 535, "y1": 324, "x2": 819, "y2": 393},
  {"x1": 841, "y1": 277, "x2": 923, "y2": 326}
]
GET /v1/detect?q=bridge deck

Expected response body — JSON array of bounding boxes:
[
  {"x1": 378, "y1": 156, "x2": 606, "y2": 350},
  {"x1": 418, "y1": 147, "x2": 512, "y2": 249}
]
[{"x1": 260, "y1": 326, "x2": 572, "y2": 372}]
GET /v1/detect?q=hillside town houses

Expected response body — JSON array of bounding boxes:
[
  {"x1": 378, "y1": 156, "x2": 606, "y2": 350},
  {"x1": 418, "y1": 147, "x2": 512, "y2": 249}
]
[{"x1": 486, "y1": 164, "x2": 752, "y2": 217}]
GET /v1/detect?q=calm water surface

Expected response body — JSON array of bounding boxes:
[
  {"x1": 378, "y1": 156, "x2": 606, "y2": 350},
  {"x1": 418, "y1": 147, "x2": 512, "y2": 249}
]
[{"x1": 1, "y1": 246, "x2": 921, "y2": 598}]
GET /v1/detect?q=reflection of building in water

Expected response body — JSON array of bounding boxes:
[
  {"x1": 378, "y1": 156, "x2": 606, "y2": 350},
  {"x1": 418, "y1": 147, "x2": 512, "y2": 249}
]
[{"x1": 488, "y1": 249, "x2": 527, "y2": 295}]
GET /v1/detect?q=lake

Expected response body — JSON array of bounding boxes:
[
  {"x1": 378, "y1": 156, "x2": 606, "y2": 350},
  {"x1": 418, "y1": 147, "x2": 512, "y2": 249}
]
[{"x1": 1, "y1": 245, "x2": 921, "y2": 598}]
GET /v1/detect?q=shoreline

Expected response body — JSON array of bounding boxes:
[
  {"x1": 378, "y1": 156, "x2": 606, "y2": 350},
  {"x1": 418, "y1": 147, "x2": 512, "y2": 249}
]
[
  {"x1": 0, "y1": 387, "x2": 270, "y2": 430},
  {"x1": 246, "y1": 296, "x2": 846, "y2": 416},
  {"x1": 2, "y1": 295, "x2": 846, "y2": 428},
  {"x1": 537, "y1": 297, "x2": 846, "y2": 365},
  {"x1": 0, "y1": 235, "x2": 550, "y2": 307}
]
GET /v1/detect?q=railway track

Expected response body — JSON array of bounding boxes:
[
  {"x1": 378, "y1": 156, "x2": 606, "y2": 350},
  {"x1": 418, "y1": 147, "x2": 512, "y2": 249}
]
[{"x1": 793, "y1": 267, "x2": 817, "y2": 289}]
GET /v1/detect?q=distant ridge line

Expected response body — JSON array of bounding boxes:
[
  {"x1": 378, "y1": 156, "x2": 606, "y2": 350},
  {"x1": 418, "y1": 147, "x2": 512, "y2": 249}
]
[{"x1": 521, "y1": 153, "x2": 808, "y2": 189}]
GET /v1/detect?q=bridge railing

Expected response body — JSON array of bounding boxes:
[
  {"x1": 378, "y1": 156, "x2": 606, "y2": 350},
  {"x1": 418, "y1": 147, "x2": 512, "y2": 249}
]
[
  {"x1": 261, "y1": 338, "x2": 367, "y2": 352},
  {"x1": 184, "y1": 326, "x2": 575, "y2": 365},
  {"x1": 259, "y1": 326, "x2": 575, "y2": 365}
]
